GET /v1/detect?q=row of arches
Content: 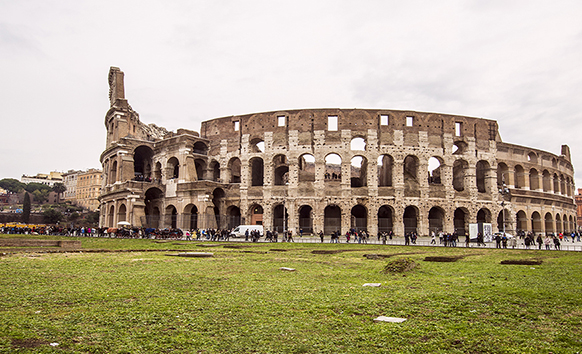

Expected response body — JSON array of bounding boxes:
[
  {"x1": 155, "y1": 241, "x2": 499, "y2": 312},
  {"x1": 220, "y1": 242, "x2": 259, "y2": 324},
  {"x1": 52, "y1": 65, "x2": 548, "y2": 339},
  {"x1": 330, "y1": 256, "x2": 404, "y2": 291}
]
[
  {"x1": 515, "y1": 210, "x2": 577, "y2": 235},
  {"x1": 497, "y1": 163, "x2": 574, "y2": 197},
  {"x1": 105, "y1": 192, "x2": 577, "y2": 236},
  {"x1": 105, "y1": 145, "x2": 573, "y2": 200}
]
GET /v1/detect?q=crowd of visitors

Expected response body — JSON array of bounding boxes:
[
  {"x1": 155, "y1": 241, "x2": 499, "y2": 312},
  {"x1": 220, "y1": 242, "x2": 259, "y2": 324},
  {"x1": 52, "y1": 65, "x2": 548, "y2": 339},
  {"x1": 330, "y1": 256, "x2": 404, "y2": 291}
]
[{"x1": 1, "y1": 224, "x2": 581, "y2": 251}]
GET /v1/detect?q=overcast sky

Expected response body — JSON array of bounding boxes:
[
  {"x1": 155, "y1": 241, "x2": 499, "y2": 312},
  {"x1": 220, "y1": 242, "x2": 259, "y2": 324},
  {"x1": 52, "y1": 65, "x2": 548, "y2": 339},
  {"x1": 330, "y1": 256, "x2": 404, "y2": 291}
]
[{"x1": 1, "y1": 0, "x2": 582, "y2": 188}]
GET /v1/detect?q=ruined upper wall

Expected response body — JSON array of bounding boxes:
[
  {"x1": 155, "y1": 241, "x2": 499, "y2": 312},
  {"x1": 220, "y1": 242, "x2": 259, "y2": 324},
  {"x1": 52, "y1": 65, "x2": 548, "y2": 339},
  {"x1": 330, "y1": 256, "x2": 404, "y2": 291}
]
[{"x1": 200, "y1": 108, "x2": 500, "y2": 154}]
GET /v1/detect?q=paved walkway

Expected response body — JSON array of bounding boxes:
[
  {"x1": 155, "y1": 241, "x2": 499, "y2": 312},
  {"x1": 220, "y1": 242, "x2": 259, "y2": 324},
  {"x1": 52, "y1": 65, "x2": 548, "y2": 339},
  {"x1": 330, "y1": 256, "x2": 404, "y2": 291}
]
[{"x1": 228, "y1": 235, "x2": 582, "y2": 252}]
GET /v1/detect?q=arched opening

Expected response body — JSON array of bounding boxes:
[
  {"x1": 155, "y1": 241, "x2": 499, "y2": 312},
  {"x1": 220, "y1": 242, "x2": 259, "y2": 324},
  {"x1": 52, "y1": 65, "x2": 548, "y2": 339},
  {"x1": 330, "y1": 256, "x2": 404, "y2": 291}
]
[
  {"x1": 529, "y1": 169, "x2": 539, "y2": 191},
  {"x1": 108, "y1": 205, "x2": 115, "y2": 227},
  {"x1": 350, "y1": 156, "x2": 367, "y2": 188},
  {"x1": 477, "y1": 208, "x2": 491, "y2": 223},
  {"x1": 497, "y1": 163, "x2": 509, "y2": 189},
  {"x1": 454, "y1": 208, "x2": 467, "y2": 235},
  {"x1": 542, "y1": 170, "x2": 551, "y2": 192},
  {"x1": 403, "y1": 206, "x2": 418, "y2": 234},
  {"x1": 453, "y1": 141, "x2": 467, "y2": 155},
  {"x1": 226, "y1": 206, "x2": 242, "y2": 230},
  {"x1": 110, "y1": 161, "x2": 118, "y2": 184},
  {"x1": 298, "y1": 154, "x2": 315, "y2": 182},
  {"x1": 250, "y1": 138, "x2": 265, "y2": 153},
  {"x1": 378, "y1": 206, "x2": 393, "y2": 233},
  {"x1": 299, "y1": 205, "x2": 313, "y2": 234},
  {"x1": 544, "y1": 212, "x2": 554, "y2": 235},
  {"x1": 133, "y1": 145, "x2": 154, "y2": 180},
  {"x1": 324, "y1": 205, "x2": 341, "y2": 235},
  {"x1": 325, "y1": 154, "x2": 342, "y2": 181},
  {"x1": 166, "y1": 205, "x2": 178, "y2": 229},
  {"x1": 213, "y1": 188, "x2": 225, "y2": 228},
  {"x1": 273, "y1": 154, "x2": 289, "y2": 186},
  {"x1": 531, "y1": 211, "x2": 542, "y2": 235},
  {"x1": 193, "y1": 141, "x2": 208, "y2": 155},
  {"x1": 560, "y1": 174, "x2": 566, "y2": 195},
  {"x1": 250, "y1": 204, "x2": 263, "y2": 225},
  {"x1": 514, "y1": 165, "x2": 525, "y2": 189},
  {"x1": 377, "y1": 155, "x2": 393, "y2": 187},
  {"x1": 476, "y1": 160, "x2": 489, "y2": 193},
  {"x1": 250, "y1": 157, "x2": 264, "y2": 186},
  {"x1": 210, "y1": 160, "x2": 220, "y2": 182},
  {"x1": 273, "y1": 204, "x2": 288, "y2": 233},
  {"x1": 228, "y1": 157, "x2": 241, "y2": 183},
  {"x1": 403, "y1": 155, "x2": 419, "y2": 196},
  {"x1": 117, "y1": 204, "x2": 127, "y2": 223},
  {"x1": 428, "y1": 207, "x2": 445, "y2": 234},
  {"x1": 144, "y1": 187, "x2": 163, "y2": 228},
  {"x1": 195, "y1": 159, "x2": 206, "y2": 181},
  {"x1": 184, "y1": 204, "x2": 198, "y2": 230},
  {"x1": 350, "y1": 137, "x2": 366, "y2": 151},
  {"x1": 453, "y1": 159, "x2": 467, "y2": 192},
  {"x1": 516, "y1": 210, "x2": 528, "y2": 233},
  {"x1": 351, "y1": 205, "x2": 367, "y2": 231},
  {"x1": 556, "y1": 214, "x2": 562, "y2": 234},
  {"x1": 167, "y1": 157, "x2": 180, "y2": 179},
  {"x1": 428, "y1": 157, "x2": 442, "y2": 185}
]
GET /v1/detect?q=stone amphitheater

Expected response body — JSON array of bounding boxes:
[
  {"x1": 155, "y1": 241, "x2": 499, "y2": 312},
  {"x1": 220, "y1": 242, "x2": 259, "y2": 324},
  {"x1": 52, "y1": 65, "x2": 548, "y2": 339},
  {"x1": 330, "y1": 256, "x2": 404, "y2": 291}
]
[{"x1": 99, "y1": 67, "x2": 577, "y2": 237}]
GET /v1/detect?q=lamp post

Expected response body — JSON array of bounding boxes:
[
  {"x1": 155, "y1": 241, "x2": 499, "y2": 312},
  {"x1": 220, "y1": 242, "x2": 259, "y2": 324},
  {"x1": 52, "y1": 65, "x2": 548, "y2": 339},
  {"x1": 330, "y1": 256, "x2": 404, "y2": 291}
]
[{"x1": 499, "y1": 175, "x2": 510, "y2": 235}]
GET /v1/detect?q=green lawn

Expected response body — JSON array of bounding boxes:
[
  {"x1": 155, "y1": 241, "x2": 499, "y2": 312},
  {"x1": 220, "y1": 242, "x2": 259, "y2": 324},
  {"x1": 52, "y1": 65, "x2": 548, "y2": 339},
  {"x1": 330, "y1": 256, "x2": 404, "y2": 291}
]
[{"x1": 1, "y1": 235, "x2": 581, "y2": 353}]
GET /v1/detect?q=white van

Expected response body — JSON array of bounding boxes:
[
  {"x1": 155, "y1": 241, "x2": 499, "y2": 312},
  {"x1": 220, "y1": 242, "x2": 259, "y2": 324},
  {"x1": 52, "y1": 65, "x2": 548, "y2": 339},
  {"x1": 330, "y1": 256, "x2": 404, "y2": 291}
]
[{"x1": 230, "y1": 225, "x2": 264, "y2": 238}]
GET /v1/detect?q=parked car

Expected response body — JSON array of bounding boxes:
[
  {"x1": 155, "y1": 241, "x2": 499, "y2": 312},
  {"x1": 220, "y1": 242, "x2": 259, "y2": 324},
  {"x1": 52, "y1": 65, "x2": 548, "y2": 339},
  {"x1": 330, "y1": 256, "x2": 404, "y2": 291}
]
[
  {"x1": 229, "y1": 225, "x2": 264, "y2": 238},
  {"x1": 493, "y1": 232, "x2": 514, "y2": 239}
]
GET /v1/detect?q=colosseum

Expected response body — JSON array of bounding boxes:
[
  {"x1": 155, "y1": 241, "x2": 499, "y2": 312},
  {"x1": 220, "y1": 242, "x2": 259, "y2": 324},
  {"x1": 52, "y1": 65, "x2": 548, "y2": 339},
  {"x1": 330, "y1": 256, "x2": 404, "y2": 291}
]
[{"x1": 99, "y1": 67, "x2": 577, "y2": 237}]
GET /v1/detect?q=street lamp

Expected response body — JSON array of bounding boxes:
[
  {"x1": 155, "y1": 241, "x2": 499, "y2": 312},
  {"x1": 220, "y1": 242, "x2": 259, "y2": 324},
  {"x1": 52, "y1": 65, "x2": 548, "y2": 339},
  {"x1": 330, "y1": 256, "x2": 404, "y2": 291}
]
[{"x1": 499, "y1": 176, "x2": 510, "y2": 235}]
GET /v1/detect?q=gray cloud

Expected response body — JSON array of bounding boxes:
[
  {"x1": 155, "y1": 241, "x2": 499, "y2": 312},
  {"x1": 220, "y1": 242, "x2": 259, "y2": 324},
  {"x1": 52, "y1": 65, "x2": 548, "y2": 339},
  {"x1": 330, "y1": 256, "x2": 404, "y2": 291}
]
[{"x1": 0, "y1": 0, "x2": 581, "y2": 189}]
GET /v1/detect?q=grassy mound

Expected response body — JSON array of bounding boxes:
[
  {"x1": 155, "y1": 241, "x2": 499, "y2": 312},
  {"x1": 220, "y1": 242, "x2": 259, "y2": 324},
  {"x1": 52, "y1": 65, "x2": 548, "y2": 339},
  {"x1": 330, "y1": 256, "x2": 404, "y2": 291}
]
[{"x1": 382, "y1": 257, "x2": 418, "y2": 273}]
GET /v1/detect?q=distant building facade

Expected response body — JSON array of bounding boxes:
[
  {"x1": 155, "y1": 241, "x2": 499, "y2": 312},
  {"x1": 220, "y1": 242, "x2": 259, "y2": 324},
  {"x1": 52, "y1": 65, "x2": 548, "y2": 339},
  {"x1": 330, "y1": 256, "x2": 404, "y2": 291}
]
[
  {"x1": 62, "y1": 170, "x2": 82, "y2": 201},
  {"x1": 99, "y1": 67, "x2": 577, "y2": 235},
  {"x1": 75, "y1": 169, "x2": 102, "y2": 211},
  {"x1": 21, "y1": 171, "x2": 63, "y2": 186},
  {"x1": 576, "y1": 189, "x2": 582, "y2": 229}
]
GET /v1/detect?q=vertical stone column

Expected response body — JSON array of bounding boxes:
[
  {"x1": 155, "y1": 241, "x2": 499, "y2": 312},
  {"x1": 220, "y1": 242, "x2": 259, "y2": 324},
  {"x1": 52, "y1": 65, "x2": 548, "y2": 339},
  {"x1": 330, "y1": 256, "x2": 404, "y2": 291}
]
[
  {"x1": 219, "y1": 140, "x2": 229, "y2": 183},
  {"x1": 393, "y1": 206, "x2": 404, "y2": 237}
]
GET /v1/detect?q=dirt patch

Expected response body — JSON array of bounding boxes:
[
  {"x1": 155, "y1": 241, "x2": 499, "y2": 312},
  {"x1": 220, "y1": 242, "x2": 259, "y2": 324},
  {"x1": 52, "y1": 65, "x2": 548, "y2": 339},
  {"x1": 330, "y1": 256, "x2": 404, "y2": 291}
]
[
  {"x1": 382, "y1": 257, "x2": 418, "y2": 273},
  {"x1": 270, "y1": 249, "x2": 288, "y2": 252},
  {"x1": 364, "y1": 252, "x2": 425, "y2": 259},
  {"x1": 311, "y1": 249, "x2": 376, "y2": 255},
  {"x1": 11, "y1": 338, "x2": 48, "y2": 349},
  {"x1": 500, "y1": 259, "x2": 543, "y2": 265},
  {"x1": 423, "y1": 256, "x2": 465, "y2": 262},
  {"x1": 223, "y1": 245, "x2": 254, "y2": 249}
]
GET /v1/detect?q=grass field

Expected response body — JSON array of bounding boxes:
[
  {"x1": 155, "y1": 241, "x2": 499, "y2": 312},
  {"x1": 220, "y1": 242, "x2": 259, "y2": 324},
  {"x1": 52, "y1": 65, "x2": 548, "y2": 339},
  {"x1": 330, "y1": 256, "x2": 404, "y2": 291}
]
[{"x1": 1, "y1": 235, "x2": 581, "y2": 353}]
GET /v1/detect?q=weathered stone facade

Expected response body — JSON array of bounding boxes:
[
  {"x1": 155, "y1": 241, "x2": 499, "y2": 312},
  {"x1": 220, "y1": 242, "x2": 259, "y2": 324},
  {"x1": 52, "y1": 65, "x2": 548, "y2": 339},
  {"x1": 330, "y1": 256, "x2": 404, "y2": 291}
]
[{"x1": 99, "y1": 67, "x2": 577, "y2": 236}]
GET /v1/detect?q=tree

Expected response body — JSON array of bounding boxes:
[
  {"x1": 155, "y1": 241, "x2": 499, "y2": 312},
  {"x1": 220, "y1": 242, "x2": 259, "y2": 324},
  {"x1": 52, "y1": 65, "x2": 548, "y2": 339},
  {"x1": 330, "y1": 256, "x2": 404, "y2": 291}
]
[
  {"x1": 22, "y1": 192, "x2": 31, "y2": 223},
  {"x1": 43, "y1": 208, "x2": 63, "y2": 224},
  {"x1": 68, "y1": 212, "x2": 80, "y2": 226},
  {"x1": 32, "y1": 189, "x2": 49, "y2": 203},
  {"x1": 25, "y1": 182, "x2": 52, "y2": 194},
  {"x1": 52, "y1": 183, "x2": 66, "y2": 203},
  {"x1": 86, "y1": 211, "x2": 100, "y2": 226},
  {"x1": 0, "y1": 178, "x2": 25, "y2": 193}
]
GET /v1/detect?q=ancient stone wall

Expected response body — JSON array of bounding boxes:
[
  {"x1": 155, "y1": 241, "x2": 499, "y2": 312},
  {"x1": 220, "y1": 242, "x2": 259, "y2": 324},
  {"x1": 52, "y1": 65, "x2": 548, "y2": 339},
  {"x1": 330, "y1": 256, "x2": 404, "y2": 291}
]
[{"x1": 99, "y1": 68, "x2": 576, "y2": 237}]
